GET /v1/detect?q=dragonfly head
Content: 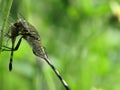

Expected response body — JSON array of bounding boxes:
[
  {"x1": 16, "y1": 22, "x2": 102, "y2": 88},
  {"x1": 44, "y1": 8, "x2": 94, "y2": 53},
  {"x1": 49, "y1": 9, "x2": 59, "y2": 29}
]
[{"x1": 13, "y1": 19, "x2": 30, "y2": 35}]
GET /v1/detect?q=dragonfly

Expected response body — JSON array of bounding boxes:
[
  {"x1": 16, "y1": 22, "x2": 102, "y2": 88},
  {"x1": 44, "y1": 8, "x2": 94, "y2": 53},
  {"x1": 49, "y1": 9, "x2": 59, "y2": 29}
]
[{"x1": 1, "y1": 15, "x2": 70, "y2": 90}]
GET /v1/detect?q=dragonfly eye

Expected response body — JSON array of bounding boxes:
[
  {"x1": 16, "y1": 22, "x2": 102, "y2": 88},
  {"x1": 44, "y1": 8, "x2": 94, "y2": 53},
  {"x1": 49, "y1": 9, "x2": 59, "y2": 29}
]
[
  {"x1": 14, "y1": 23, "x2": 19, "y2": 28},
  {"x1": 14, "y1": 22, "x2": 23, "y2": 29},
  {"x1": 24, "y1": 29, "x2": 29, "y2": 33}
]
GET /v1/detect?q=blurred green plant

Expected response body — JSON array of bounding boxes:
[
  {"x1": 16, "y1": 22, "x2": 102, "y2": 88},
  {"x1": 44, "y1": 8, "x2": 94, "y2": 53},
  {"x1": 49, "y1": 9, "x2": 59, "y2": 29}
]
[
  {"x1": 1, "y1": 0, "x2": 120, "y2": 90},
  {"x1": 0, "y1": 0, "x2": 13, "y2": 53}
]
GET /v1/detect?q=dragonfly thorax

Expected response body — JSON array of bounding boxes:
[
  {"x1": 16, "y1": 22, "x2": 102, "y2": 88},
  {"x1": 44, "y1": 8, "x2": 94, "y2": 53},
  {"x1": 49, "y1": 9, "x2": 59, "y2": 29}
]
[{"x1": 24, "y1": 35, "x2": 45, "y2": 57}]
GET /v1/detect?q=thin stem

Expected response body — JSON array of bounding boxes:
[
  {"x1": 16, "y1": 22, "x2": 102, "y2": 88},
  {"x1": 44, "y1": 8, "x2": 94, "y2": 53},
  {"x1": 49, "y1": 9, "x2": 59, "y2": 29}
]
[{"x1": 0, "y1": 0, "x2": 13, "y2": 53}]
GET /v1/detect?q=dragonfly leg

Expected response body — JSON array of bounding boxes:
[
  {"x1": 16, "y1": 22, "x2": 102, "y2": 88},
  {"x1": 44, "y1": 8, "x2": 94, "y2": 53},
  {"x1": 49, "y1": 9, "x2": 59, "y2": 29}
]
[
  {"x1": 14, "y1": 36, "x2": 23, "y2": 50},
  {"x1": 2, "y1": 45, "x2": 12, "y2": 49},
  {"x1": 1, "y1": 48, "x2": 12, "y2": 51},
  {"x1": 9, "y1": 36, "x2": 23, "y2": 71},
  {"x1": 1, "y1": 45, "x2": 13, "y2": 51},
  {"x1": 0, "y1": 37, "x2": 23, "y2": 71},
  {"x1": 1, "y1": 36, "x2": 23, "y2": 51}
]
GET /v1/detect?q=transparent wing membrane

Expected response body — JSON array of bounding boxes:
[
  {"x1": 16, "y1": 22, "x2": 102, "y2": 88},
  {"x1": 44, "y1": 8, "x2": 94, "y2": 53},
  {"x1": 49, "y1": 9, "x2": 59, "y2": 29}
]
[{"x1": 0, "y1": 13, "x2": 15, "y2": 50}]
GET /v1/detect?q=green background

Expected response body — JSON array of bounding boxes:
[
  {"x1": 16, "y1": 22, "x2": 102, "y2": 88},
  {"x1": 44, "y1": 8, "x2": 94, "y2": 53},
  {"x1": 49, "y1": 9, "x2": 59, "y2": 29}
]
[{"x1": 0, "y1": 0, "x2": 120, "y2": 90}]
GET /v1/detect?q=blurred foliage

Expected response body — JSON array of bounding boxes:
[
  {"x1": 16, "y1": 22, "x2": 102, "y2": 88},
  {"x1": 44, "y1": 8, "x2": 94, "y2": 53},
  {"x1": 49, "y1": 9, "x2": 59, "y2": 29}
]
[
  {"x1": 0, "y1": 0, "x2": 13, "y2": 53},
  {"x1": 1, "y1": 0, "x2": 120, "y2": 90}
]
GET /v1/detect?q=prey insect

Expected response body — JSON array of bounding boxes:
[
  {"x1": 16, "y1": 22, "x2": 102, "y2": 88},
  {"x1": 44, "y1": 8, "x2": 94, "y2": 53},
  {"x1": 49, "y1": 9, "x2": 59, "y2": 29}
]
[{"x1": 1, "y1": 15, "x2": 70, "y2": 90}]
